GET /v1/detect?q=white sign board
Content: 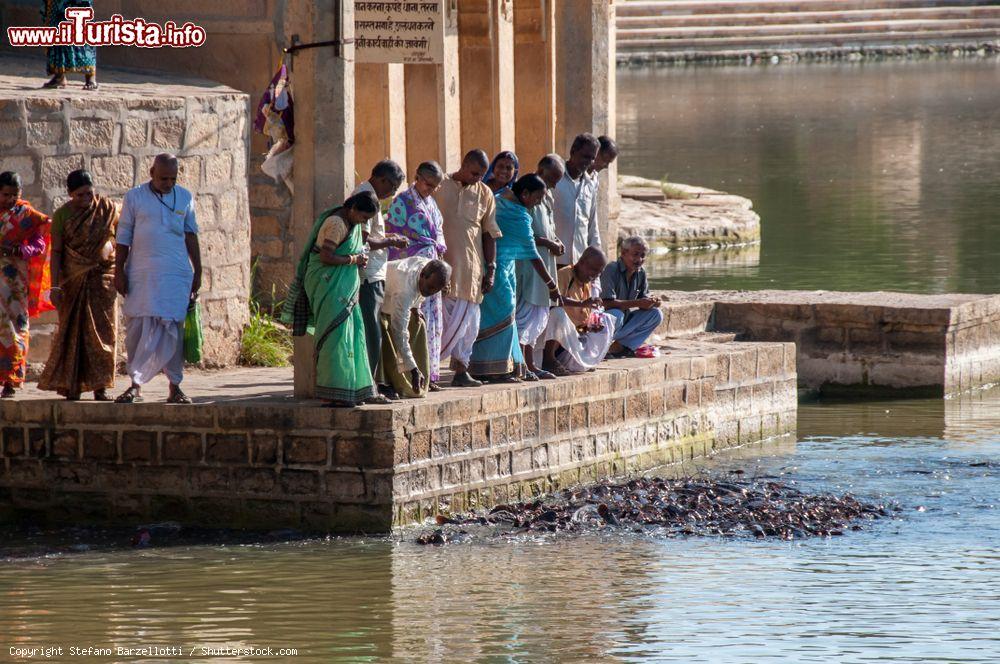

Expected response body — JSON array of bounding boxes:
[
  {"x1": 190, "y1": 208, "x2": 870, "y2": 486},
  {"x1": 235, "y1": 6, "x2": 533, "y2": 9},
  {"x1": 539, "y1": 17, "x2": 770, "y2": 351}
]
[{"x1": 355, "y1": 1, "x2": 444, "y2": 64}]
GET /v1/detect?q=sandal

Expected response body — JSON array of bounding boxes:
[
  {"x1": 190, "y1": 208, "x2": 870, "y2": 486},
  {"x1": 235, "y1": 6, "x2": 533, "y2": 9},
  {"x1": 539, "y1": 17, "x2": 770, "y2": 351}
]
[
  {"x1": 93, "y1": 389, "x2": 112, "y2": 402},
  {"x1": 1, "y1": 385, "x2": 15, "y2": 399},
  {"x1": 534, "y1": 369, "x2": 557, "y2": 380},
  {"x1": 42, "y1": 77, "x2": 66, "y2": 89},
  {"x1": 489, "y1": 374, "x2": 521, "y2": 384},
  {"x1": 82, "y1": 81, "x2": 99, "y2": 91},
  {"x1": 167, "y1": 388, "x2": 193, "y2": 405},
  {"x1": 114, "y1": 387, "x2": 143, "y2": 403},
  {"x1": 428, "y1": 382, "x2": 444, "y2": 392},
  {"x1": 363, "y1": 394, "x2": 393, "y2": 406},
  {"x1": 522, "y1": 370, "x2": 539, "y2": 382},
  {"x1": 543, "y1": 362, "x2": 570, "y2": 377}
]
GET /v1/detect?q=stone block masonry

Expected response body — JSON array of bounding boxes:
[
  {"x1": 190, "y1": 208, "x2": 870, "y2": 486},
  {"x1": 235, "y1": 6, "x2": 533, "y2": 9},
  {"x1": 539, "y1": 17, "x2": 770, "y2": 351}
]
[
  {"x1": 0, "y1": 57, "x2": 252, "y2": 367},
  {"x1": 655, "y1": 290, "x2": 1000, "y2": 397},
  {"x1": 0, "y1": 343, "x2": 797, "y2": 532}
]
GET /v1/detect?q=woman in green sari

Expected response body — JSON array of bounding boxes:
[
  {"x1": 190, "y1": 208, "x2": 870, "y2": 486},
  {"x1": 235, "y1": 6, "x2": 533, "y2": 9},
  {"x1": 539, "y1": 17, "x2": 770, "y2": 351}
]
[{"x1": 283, "y1": 191, "x2": 390, "y2": 407}]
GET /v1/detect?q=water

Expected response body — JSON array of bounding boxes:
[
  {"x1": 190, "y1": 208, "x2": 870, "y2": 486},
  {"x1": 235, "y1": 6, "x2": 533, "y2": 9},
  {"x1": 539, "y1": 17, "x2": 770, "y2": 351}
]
[
  {"x1": 3, "y1": 386, "x2": 998, "y2": 662},
  {"x1": 617, "y1": 59, "x2": 1000, "y2": 293},
  {"x1": 4, "y1": 61, "x2": 1000, "y2": 662}
]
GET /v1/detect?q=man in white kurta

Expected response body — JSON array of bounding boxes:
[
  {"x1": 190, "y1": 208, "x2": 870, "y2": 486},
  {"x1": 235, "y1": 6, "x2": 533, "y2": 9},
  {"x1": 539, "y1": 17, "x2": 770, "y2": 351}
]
[
  {"x1": 114, "y1": 154, "x2": 201, "y2": 404},
  {"x1": 552, "y1": 133, "x2": 601, "y2": 268}
]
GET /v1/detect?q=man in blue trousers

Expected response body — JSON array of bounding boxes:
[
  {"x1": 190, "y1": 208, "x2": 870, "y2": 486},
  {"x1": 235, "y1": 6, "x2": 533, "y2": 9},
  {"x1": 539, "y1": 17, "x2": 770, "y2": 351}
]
[{"x1": 600, "y1": 235, "x2": 663, "y2": 358}]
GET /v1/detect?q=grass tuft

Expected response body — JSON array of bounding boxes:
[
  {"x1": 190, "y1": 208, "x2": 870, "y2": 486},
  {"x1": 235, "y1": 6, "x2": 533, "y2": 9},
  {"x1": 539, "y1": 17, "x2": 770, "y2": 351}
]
[
  {"x1": 661, "y1": 174, "x2": 696, "y2": 200},
  {"x1": 239, "y1": 263, "x2": 293, "y2": 367}
]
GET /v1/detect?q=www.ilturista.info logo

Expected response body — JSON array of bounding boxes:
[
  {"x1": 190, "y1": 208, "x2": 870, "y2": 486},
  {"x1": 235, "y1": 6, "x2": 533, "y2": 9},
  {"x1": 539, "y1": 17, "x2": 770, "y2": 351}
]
[{"x1": 6, "y1": 7, "x2": 206, "y2": 49}]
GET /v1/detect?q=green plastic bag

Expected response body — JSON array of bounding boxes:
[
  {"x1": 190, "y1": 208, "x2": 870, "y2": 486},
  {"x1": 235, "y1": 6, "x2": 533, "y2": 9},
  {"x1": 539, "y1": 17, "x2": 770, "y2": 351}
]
[{"x1": 183, "y1": 301, "x2": 204, "y2": 364}]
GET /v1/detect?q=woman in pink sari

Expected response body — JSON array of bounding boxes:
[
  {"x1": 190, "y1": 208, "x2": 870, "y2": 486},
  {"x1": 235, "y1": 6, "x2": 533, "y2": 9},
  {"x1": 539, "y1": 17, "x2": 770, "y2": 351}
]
[
  {"x1": 0, "y1": 171, "x2": 53, "y2": 398},
  {"x1": 386, "y1": 161, "x2": 447, "y2": 390}
]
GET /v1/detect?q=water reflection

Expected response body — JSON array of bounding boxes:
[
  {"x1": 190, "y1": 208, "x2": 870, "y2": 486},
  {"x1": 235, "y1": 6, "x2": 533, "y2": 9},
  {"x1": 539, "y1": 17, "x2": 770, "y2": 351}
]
[
  {"x1": 644, "y1": 243, "x2": 760, "y2": 283},
  {"x1": 618, "y1": 59, "x2": 1000, "y2": 293}
]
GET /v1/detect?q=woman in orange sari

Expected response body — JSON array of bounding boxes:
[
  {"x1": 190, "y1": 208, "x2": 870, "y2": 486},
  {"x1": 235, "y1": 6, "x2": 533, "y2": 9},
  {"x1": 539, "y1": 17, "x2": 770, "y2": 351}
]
[
  {"x1": 38, "y1": 170, "x2": 118, "y2": 400},
  {"x1": 0, "y1": 171, "x2": 53, "y2": 399}
]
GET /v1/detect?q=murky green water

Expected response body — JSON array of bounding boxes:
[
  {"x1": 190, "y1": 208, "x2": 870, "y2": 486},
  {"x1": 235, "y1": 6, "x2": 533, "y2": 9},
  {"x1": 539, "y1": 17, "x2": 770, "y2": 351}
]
[
  {"x1": 3, "y1": 386, "x2": 999, "y2": 662},
  {"x1": 3, "y1": 61, "x2": 1000, "y2": 662},
  {"x1": 617, "y1": 59, "x2": 1000, "y2": 293}
]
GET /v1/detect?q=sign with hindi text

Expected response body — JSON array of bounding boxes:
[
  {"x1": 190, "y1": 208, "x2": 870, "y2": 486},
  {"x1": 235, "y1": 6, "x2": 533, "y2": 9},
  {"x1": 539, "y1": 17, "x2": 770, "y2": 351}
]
[{"x1": 355, "y1": 1, "x2": 444, "y2": 64}]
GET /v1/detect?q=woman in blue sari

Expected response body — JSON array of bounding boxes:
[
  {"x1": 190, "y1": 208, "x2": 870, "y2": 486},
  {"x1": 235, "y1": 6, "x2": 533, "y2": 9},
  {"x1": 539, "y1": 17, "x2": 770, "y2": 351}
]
[
  {"x1": 41, "y1": 0, "x2": 98, "y2": 90},
  {"x1": 469, "y1": 174, "x2": 559, "y2": 382},
  {"x1": 483, "y1": 151, "x2": 518, "y2": 194}
]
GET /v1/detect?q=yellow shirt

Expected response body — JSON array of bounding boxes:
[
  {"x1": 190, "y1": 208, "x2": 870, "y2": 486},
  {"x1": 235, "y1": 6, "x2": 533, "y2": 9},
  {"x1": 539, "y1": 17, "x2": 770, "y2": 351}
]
[
  {"x1": 434, "y1": 177, "x2": 501, "y2": 304},
  {"x1": 557, "y1": 265, "x2": 594, "y2": 329},
  {"x1": 315, "y1": 214, "x2": 348, "y2": 249}
]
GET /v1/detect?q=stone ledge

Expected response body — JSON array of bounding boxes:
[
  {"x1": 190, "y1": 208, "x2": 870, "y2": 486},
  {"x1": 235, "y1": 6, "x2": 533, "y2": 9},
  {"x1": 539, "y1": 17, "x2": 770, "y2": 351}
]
[
  {"x1": 1, "y1": 341, "x2": 797, "y2": 532},
  {"x1": 652, "y1": 289, "x2": 1000, "y2": 396},
  {"x1": 617, "y1": 175, "x2": 760, "y2": 251}
]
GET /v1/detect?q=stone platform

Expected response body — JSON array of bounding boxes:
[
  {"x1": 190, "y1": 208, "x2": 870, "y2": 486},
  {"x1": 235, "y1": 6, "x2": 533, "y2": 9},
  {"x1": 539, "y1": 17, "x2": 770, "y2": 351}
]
[
  {"x1": 617, "y1": 175, "x2": 760, "y2": 251},
  {"x1": 0, "y1": 341, "x2": 797, "y2": 533},
  {"x1": 654, "y1": 290, "x2": 1000, "y2": 397},
  {"x1": 0, "y1": 55, "x2": 251, "y2": 367}
]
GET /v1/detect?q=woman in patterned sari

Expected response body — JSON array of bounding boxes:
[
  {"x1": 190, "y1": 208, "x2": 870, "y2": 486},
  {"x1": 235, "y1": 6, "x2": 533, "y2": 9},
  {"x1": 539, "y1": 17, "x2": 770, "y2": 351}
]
[
  {"x1": 282, "y1": 191, "x2": 391, "y2": 407},
  {"x1": 469, "y1": 174, "x2": 559, "y2": 382},
  {"x1": 38, "y1": 170, "x2": 118, "y2": 400},
  {"x1": 0, "y1": 171, "x2": 53, "y2": 399},
  {"x1": 386, "y1": 161, "x2": 447, "y2": 390},
  {"x1": 41, "y1": 0, "x2": 98, "y2": 90}
]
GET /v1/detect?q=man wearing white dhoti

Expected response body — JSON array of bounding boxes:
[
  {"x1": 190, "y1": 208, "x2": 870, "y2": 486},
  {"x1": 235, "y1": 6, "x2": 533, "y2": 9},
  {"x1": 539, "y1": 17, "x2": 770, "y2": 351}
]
[
  {"x1": 434, "y1": 149, "x2": 502, "y2": 388},
  {"x1": 539, "y1": 247, "x2": 615, "y2": 375},
  {"x1": 113, "y1": 154, "x2": 202, "y2": 404}
]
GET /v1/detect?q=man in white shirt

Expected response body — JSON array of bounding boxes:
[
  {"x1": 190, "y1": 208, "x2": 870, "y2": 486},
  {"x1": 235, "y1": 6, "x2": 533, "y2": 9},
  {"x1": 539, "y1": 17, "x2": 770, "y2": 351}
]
[
  {"x1": 352, "y1": 160, "x2": 407, "y2": 387},
  {"x1": 591, "y1": 135, "x2": 619, "y2": 176},
  {"x1": 113, "y1": 153, "x2": 201, "y2": 404},
  {"x1": 552, "y1": 133, "x2": 601, "y2": 269},
  {"x1": 377, "y1": 256, "x2": 451, "y2": 399}
]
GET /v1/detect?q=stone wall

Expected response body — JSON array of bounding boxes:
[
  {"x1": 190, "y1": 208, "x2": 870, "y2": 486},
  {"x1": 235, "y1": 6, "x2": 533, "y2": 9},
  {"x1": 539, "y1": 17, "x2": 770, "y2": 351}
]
[
  {"x1": 661, "y1": 290, "x2": 1000, "y2": 397},
  {"x1": 0, "y1": 59, "x2": 252, "y2": 366},
  {"x1": 0, "y1": 342, "x2": 797, "y2": 532}
]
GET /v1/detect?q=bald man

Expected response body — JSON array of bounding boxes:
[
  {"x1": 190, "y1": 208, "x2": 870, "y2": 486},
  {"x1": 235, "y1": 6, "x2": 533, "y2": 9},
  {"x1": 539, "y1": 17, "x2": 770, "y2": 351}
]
[{"x1": 113, "y1": 153, "x2": 202, "y2": 404}]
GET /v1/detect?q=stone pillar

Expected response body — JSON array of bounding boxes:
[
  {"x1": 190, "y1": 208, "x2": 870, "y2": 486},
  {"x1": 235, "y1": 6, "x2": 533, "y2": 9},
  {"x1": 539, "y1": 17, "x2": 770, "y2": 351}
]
[
  {"x1": 355, "y1": 63, "x2": 408, "y2": 178},
  {"x1": 555, "y1": 0, "x2": 618, "y2": 246},
  {"x1": 514, "y1": 0, "x2": 557, "y2": 162},
  {"x1": 288, "y1": 0, "x2": 356, "y2": 398},
  {"x1": 404, "y1": 3, "x2": 462, "y2": 172},
  {"x1": 458, "y1": 0, "x2": 516, "y2": 156}
]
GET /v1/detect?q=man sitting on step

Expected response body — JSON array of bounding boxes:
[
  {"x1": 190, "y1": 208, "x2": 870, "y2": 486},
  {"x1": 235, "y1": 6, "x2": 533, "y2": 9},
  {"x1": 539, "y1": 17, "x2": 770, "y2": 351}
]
[
  {"x1": 538, "y1": 246, "x2": 615, "y2": 375},
  {"x1": 600, "y1": 235, "x2": 662, "y2": 358}
]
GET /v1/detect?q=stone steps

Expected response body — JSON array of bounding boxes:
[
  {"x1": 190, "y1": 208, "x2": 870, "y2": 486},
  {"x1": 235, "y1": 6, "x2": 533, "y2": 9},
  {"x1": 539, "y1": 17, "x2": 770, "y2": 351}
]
[
  {"x1": 618, "y1": 6, "x2": 1000, "y2": 28},
  {"x1": 618, "y1": 0, "x2": 999, "y2": 17},
  {"x1": 617, "y1": 0, "x2": 1000, "y2": 56},
  {"x1": 620, "y1": 27, "x2": 1000, "y2": 50}
]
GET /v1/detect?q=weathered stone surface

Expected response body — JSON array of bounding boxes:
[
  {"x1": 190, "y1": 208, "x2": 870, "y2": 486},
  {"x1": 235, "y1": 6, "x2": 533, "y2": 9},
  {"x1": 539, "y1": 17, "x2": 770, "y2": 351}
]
[
  {"x1": 69, "y1": 118, "x2": 114, "y2": 149},
  {"x1": 3, "y1": 341, "x2": 797, "y2": 533},
  {"x1": 123, "y1": 118, "x2": 147, "y2": 147},
  {"x1": 90, "y1": 155, "x2": 136, "y2": 191},
  {"x1": 41, "y1": 154, "x2": 84, "y2": 188},
  {"x1": 617, "y1": 175, "x2": 760, "y2": 250},
  {"x1": 656, "y1": 289, "x2": 1000, "y2": 396},
  {"x1": 151, "y1": 117, "x2": 185, "y2": 149},
  {"x1": 25, "y1": 120, "x2": 61, "y2": 147},
  {"x1": 0, "y1": 155, "x2": 36, "y2": 185}
]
